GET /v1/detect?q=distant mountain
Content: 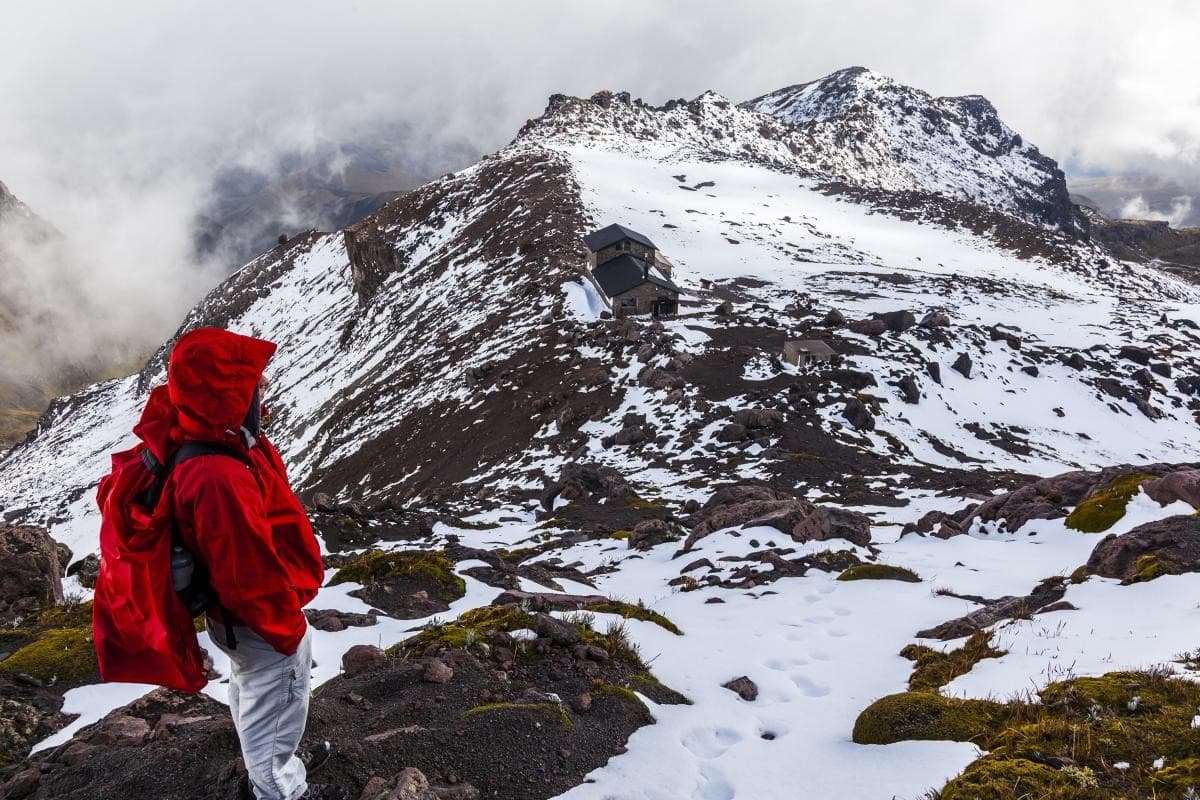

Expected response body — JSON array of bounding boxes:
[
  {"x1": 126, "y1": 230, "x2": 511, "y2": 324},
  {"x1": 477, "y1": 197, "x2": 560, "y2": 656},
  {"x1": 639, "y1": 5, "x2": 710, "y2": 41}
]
[
  {"x1": 1070, "y1": 174, "x2": 1200, "y2": 228},
  {"x1": 0, "y1": 182, "x2": 138, "y2": 449},
  {"x1": 193, "y1": 132, "x2": 480, "y2": 270},
  {"x1": 1069, "y1": 177, "x2": 1200, "y2": 275}
]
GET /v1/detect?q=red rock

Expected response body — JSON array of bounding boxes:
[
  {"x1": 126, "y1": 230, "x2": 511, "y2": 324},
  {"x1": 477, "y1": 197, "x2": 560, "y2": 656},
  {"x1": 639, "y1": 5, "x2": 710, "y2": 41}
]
[{"x1": 342, "y1": 644, "x2": 386, "y2": 677}]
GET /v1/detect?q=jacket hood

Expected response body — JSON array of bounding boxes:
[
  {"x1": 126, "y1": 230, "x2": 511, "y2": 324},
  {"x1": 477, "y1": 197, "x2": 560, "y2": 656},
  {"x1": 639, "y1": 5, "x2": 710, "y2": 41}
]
[{"x1": 134, "y1": 328, "x2": 276, "y2": 456}]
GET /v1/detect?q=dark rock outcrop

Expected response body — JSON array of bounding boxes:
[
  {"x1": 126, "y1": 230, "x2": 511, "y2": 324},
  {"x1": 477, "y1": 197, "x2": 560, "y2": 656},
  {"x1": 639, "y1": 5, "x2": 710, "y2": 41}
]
[
  {"x1": 1118, "y1": 345, "x2": 1153, "y2": 365},
  {"x1": 65, "y1": 554, "x2": 100, "y2": 589},
  {"x1": 0, "y1": 527, "x2": 63, "y2": 625},
  {"x1": 952, "y1": 353, "x2": 973, "y2": 378},
  {"x1": 685, "y1": 484, "x2": 870, "y2": 550},
  {"x1": 628, "y1": 518, "x2": 672, "y2": 551},
  {"x1": 1086, "y1": 515, "x2": 1200, "y2": 583},
  {"x1": 842, "y1": 398, "x2": 875, "y2": 431},
  {"x1": 917, "y1": 577, "x2": 1068, "y2": 640},
  {"x1": 873, "y1": 310, "x2": 916, "y2": 332},
  {"x1": 849, "y1": 318, "x2": 888, "y2": 337}
]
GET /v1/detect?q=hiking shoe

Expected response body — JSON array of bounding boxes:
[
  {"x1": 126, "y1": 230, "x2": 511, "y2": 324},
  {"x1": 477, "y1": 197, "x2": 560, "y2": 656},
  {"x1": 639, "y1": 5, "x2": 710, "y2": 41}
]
[
  {"x1": 299, "y1": 740, "x2": 333, "y2": 775},
  {"x1": 299, "y1": 785, "x2": 347, "y2": 800}
]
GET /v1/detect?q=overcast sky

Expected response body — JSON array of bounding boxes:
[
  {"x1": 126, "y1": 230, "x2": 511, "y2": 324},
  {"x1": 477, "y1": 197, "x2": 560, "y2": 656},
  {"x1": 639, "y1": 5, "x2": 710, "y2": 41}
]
[{"x1": 1, "y1": 0, "x2": 1197, "y2": 353}]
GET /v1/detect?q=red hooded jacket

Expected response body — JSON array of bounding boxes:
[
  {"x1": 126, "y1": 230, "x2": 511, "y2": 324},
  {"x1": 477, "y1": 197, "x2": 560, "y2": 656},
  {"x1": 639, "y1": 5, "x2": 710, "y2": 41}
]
[{"x1": 94, "y1": 328, "x2": 324, "y2": 691}]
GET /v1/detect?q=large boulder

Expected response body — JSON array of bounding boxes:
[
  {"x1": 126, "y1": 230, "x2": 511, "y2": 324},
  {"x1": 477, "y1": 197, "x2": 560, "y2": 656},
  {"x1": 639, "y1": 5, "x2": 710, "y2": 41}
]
[
  {"x1": 731, "y1": 408, "x2": 784, "y2": 429},
  {"x1": 792, "y1": 507, "x2": 872, "y2": 547},
  {"x1": 873, "y1": 310, "x2": 916, "y2": 332},
  {"x1": 842, "y1": 398, "x2": 875, "y2": 431},
  {"x1": 628, "y1": 518, "x2": 672, "y2": 551},
  {"x1": 685, "y1": 484, "x2": 870, "y2": 550},
  {"x1": 937, "y1": 464, "x2": 1196, "y2": 536},
  {"x1": 0, "y1": 526, "x2": 64, "y2": 625},
  {"x1": 1142, "y1": 470, "x2": 1200, "y2": 509},
  {"x1": 920, "y1": 311, "x2": 950, "y2": 328},
  {"x1": 952, "y1": 352, "x2": 973, "y2": 378},
  {"x1": 687, "y1": 484, "x2": 801, "y2": 538},
  {"x1": 66, "y1": 554, "x2": 100, "y2": 589},
  {"x1": 342, "y1": 644, "x2": 387, "y2": 677},
  {"x1": 848, "y1": 318, "x2": 887, "y2": 336},
  {"x1": 1086, "y1": 515, "x2": 1200, "y2": 583},
  {"x1": 543, "y1": 462, "x2": 632, "y2": 508},
  {"x1": 1118, "y1": 345, "x2": 1154, "y2": 365}
]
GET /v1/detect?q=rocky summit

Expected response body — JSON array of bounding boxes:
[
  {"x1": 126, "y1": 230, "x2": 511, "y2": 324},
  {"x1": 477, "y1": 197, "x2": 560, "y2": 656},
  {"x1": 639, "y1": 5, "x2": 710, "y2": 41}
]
[{"x1": 4, "y1": 67, "x2": 1200, "y2": 799}]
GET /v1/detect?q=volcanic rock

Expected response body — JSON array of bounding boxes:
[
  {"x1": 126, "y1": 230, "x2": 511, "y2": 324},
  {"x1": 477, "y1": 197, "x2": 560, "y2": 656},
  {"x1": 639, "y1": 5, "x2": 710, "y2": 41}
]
[
  {"x1": 342, "y1": 644, "x2": 387, "y2": 677},
  {"x1": 842, "y1": 398, "x2": 875, "y2": 431},
  {"x1": 951, "y1": 352, "x2": 972, "y2": 378},
  {"x1": 873, "y1": 310, "x2": 916, "y2": 332},
  {"x1": 1086, "y1": 515, "x2": 1200, "y2": 583},
  {"x1": 628, "y1": 518, "x2": 672, "y2": 551},
  {"x1": 0, "y1": 526, "x2": 63, "y2": 625},
  {"x1": 722, "y1": 676, "x2": 759, "y2": 701}
]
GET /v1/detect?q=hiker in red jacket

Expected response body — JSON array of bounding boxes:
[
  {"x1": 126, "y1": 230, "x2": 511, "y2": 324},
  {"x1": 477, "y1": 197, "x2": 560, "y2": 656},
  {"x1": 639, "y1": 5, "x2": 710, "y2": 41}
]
[{"x1": 94, "y1": 328, "x2": 339, "y2": 800}]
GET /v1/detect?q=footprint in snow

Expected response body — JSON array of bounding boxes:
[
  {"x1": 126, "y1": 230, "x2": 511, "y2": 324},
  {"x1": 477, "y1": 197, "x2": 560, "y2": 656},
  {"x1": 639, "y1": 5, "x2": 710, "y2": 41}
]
[
  {"x1": 764, "y1": 656, "x2": 809, "y2": 670},
  {"x1": 695, "y1": 765, "x2": 735, "y2": 800},
  {"x1": 681, "y1": 726, "x2": 743, "y2": 759},
  {"x1": 790, "y1": 674, "x2": 832, "y2": 697},
  {"x1": 826, "y1": 627, "x2": 849, "y2": 638}
]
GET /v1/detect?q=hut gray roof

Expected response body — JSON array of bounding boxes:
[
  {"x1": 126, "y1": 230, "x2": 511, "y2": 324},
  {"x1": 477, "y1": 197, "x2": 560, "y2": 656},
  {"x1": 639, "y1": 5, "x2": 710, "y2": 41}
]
[
  {"x1": 785, "y1": 339, "x2": 836, "y2": 357},
  {"x1": 593, "y1": 254, "x2": 681, "y2": 298},
  {"x1": 583, "y1": 223, "x2": 657, "y2": 252}
]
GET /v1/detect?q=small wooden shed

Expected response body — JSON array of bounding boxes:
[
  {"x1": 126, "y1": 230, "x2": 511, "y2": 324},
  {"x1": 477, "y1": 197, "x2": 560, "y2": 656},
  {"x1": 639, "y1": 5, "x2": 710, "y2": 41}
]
[{"x1": 783, "y1": 339, "x2": 835, "y2": 367}]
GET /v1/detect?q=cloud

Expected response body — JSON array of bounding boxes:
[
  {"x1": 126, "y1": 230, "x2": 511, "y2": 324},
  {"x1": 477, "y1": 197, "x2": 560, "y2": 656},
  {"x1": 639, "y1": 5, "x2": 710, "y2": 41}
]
[
  {"x1": 1, "y1": 0, "x2": 1199, "y2": 369},
  {"x1": 1119, "y1": 195, "x2": 1195, "y2": 228}
]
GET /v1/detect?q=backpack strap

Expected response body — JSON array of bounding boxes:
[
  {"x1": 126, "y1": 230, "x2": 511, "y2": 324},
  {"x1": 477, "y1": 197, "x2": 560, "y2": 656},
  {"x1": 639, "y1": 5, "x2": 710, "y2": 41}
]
[{"x1": 144, "y1": 441, "x2": 248, "y2": 650}]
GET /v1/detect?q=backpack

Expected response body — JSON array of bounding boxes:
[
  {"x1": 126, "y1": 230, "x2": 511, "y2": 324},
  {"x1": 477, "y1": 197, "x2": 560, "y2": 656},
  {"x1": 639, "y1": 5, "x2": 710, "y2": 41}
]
[
  {"x1": 142, "y1": 443, "x2": 244, "y2": 638},
  {"x1": 94, "y1": 441, "x2": 244, "y2": 692}
]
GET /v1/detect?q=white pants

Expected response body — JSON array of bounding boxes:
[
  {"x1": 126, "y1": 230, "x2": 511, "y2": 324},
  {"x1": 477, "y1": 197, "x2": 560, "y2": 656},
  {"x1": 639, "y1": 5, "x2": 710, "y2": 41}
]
[{"x1": 209, "y1": 618, "x2": 312, "y2": 800}]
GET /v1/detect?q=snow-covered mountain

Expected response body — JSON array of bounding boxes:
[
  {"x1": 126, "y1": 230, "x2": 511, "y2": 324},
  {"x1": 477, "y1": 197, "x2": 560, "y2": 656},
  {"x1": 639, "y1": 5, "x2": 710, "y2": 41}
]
[
  {"x1": 745, "y1": 67, "x2": 1082, "y2": 232},
  {"x1": 6, "y1": 68, "x2": 1200, "y2": 799},
  {"x1": 4, "y1": 69, "x2": 1196, "y2": 537}
]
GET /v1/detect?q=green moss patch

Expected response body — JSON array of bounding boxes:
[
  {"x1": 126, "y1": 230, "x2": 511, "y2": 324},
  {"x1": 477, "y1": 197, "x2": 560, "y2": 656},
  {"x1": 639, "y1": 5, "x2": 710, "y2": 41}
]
[
  {"x1": 1129, "y1": 554, "x2": 1167, "y2": 584},
  {"x1": 624, "y1": 494, "x2": 666, "y2": 510},
  {"x1": 861, "y1": 669, "x2": 1200, "y2": 797},
  {"x1": 590, "y1": 601, "x2": 682, "y2": 635},
  {"x1": 836, "y1": 563, "x2": 920, "y2": 583},
  {"x1": 900, "y1": 631, "x2": 1005, "y2": 692},
  {"x1": 392, "y1": 606, "x2": 538, "y2": 653},
  {"x1": 591, "y1": 680, "x2": 653, "y2": 723},
  {"x1": 462, "y1": 702, "x2": 573, "y2": 729},
  {"x1": 0, "y1": 628, "x2": 97, "y2": 685},
  {"x1": 941, "y1": 756, "x2": 1084, "y2": 799},
  {"x1": 329, "y1": 550, "x2": 465, "y2": 601},
  {"x1": 852, "y1": 691, "x2": 999, "y2": 745},
  {"x1": 1065, "y1": 472, "x2": 1155, "y2": 533}
]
